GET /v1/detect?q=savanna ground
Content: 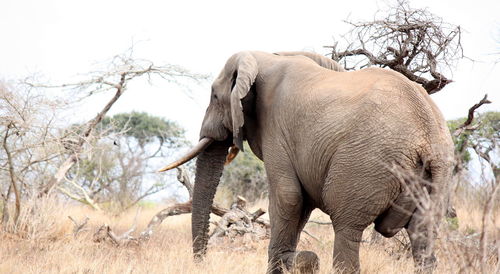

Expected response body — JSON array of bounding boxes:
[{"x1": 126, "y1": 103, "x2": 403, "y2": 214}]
[{"x1": 0, "y1": 191, "x2": 498, "y2": 274}]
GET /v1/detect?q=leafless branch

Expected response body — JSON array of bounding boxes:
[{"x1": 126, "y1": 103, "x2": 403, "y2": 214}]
[
  {"x1": 453, "y1": 94, "x2": 492, "y2": 137},
  {"x1": 250, "y1": 208, "x2": 266, "y2": 222},
  {"x1": 39, "y1": 75, "x2": 127, "y2": 197},
  {"x1": 57, "y1": 181, "x2": 102, "y2": 211},
  {"x1": 302, "y1": 229, "x2": 322, "y2": 243},
  {"x1": 139, "y1": 201, "x2": 193, "y2": 241},
  {"x1": 308, "y1": 220, "x2": 332, "y2": 225},
  {"x1": 176, "y1": 167, "x2": 193, "y2": 198},
  {"x1": 452, "y1": 94, "x2": 493, "y2": 175},
  {"x1": 68, "y1": 215, "x2": 89, "y2": 238}
]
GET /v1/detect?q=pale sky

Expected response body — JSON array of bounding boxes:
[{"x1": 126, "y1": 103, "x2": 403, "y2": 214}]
[{"x1": 1, "y1": 0, "x2": 499, "y2": 144}]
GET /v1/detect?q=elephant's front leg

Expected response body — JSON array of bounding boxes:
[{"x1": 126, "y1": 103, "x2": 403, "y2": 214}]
[{"x1": 266, "y1": 172, "x2": 317, "y2": 274}]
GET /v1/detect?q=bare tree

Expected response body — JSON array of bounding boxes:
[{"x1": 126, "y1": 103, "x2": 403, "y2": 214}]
[
  {"x1": 0, "y1": 82, "x2": 67, "y2": 228},
  {"x1": 32, "y1": 51, "x2": 207, "y2": 198},
  {"x1": 327, "y1": 0, "x2": 463, "y2": 94}
]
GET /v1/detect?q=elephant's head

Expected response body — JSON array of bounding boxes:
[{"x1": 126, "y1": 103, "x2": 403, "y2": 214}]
[
  {"x1": 158, "y1": 51, "x2": 258, "y2": 259},
  {"x1": 158, "y1": 51, "x2": 343, "y2": 260},
  {"x1": 199, "y1": 51, "x2": 258, "y2": 151}
]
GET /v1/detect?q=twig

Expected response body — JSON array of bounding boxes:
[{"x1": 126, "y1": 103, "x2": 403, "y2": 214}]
[
  {"x1": 93, "y1": 222, "x2": 139, "y2": 246},
  {"x1": 302, "y1": 229, "x2": 322, "y2": 243},
  {"x1": 250, "y1": 208, "x2": 266, "y2": 221},
  {"x1": 176, "y1": 167, "x2": 193, "y2": 198},
  {"x1": 308, "y1": 220, "x2": 332, "y2": 225},
  {"x1": 68, "y1": 216, "x2": 89, "y2": 238}
]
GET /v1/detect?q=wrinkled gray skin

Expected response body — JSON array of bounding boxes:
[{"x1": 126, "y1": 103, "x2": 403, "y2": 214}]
[{"x1": 191, "y1": 51, "x2": 454, "y2": 273}]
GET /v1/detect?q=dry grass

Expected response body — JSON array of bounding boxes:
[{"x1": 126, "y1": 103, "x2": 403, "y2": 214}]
[{"x1": 0, "y1": 198, "x2": 498, "y2": 274}]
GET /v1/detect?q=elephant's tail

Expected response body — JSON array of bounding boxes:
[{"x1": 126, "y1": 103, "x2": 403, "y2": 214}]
[
  {"x1": 374, "y1": 148, "x2": 454, "y2": 237},
  {"x1": 424, "y1": 150, "x2": 455, "y2": 218}
]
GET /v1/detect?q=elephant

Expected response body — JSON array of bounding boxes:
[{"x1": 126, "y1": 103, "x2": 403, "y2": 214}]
[{"x1": 160, "y1": 51, "x2": 454, "y2": 273}]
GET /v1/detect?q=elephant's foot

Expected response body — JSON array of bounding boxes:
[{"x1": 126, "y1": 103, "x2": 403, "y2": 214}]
[
  {"x1": 291, "y1": 251, "x2": 319, "y2": 274},
  {"x1": 406, "y1": 212, "x2": 437, "y2": 274},
  {"x1": 268, "y1": 251, "x2": 319, "y2": 274},
  {"x1": 414, "y1": 253, "x2": 436, "y2": 274}
]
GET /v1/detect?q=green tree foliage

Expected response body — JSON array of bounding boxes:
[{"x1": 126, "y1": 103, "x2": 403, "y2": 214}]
[
  {"x1": 447, "y1": 117, "x2": 472, "y2": 163},
  {"x1": 448, "y1": 111, "x2": 500, "y2": 174},
  {"x1": 219, "y1": 142, "x2": 267, "y2": 203},
  {"x1": 101, "y1": 111, "x2": 186, "y2": 148},
  {"x1": 65, "y1": 112, "x2": 188, "y2": 212}
]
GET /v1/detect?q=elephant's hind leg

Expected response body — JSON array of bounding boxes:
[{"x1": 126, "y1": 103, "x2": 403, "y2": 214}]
[
  {"x1": 374, "y1": 190, "x2": 416, "y2": 237},
  {"x1": 332, "y1": 226, "x2": 363, "y2": 273},
  {"x1": 266, "y1": 171, "x2": 317, "y2": 274},
  {"x1": 406, "y1": 211, "x2": 437, "y2": 273}
]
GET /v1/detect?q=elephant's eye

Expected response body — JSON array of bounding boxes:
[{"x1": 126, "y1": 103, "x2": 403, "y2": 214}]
[{"x1": 213, "y1": 94, "x2": 218, "y2": 100}]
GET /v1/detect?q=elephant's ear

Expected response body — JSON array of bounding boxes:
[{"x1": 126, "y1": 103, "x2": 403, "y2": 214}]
[
  {"x1": 275, "y1": 51, "x2": 345, "y2": 72},
  {"x1": 230, "y1": 52, "x2": 258, "y2": 151}
]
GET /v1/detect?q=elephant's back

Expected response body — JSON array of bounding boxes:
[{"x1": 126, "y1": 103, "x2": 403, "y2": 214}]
[
  {"x1": 320, "y1": 67, "x2": 447, "y2": 146},
  {"x1": 294, "y1": 68, "x2": 450, "y2": 186}
]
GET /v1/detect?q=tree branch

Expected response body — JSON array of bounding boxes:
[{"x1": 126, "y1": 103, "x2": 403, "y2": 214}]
[
  {"x1": 454, "y1": 94, "x2": 492, "y2": 137},
  {"x1": 39, "y1": 74, "x2": 127, "y2": 197},
  {"x1": 68, "y1": 216, "x2": 89, "y2": 238},
  {"x1": 176, "y1": 166, "x2": 193, "y2": 198}
]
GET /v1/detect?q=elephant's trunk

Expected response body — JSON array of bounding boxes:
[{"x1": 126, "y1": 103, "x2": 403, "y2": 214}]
[{"x1": 191, "y1": 140, "x2": 229, "y2": 260}]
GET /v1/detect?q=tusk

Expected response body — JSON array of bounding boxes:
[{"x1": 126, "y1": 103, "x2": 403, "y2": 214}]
[
  {"x1": 225, "y1": 145, "x2": 240, "y2": 165},
  {"x1": 157, "y1": 137, "x2": 214, "y2": 172}
]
